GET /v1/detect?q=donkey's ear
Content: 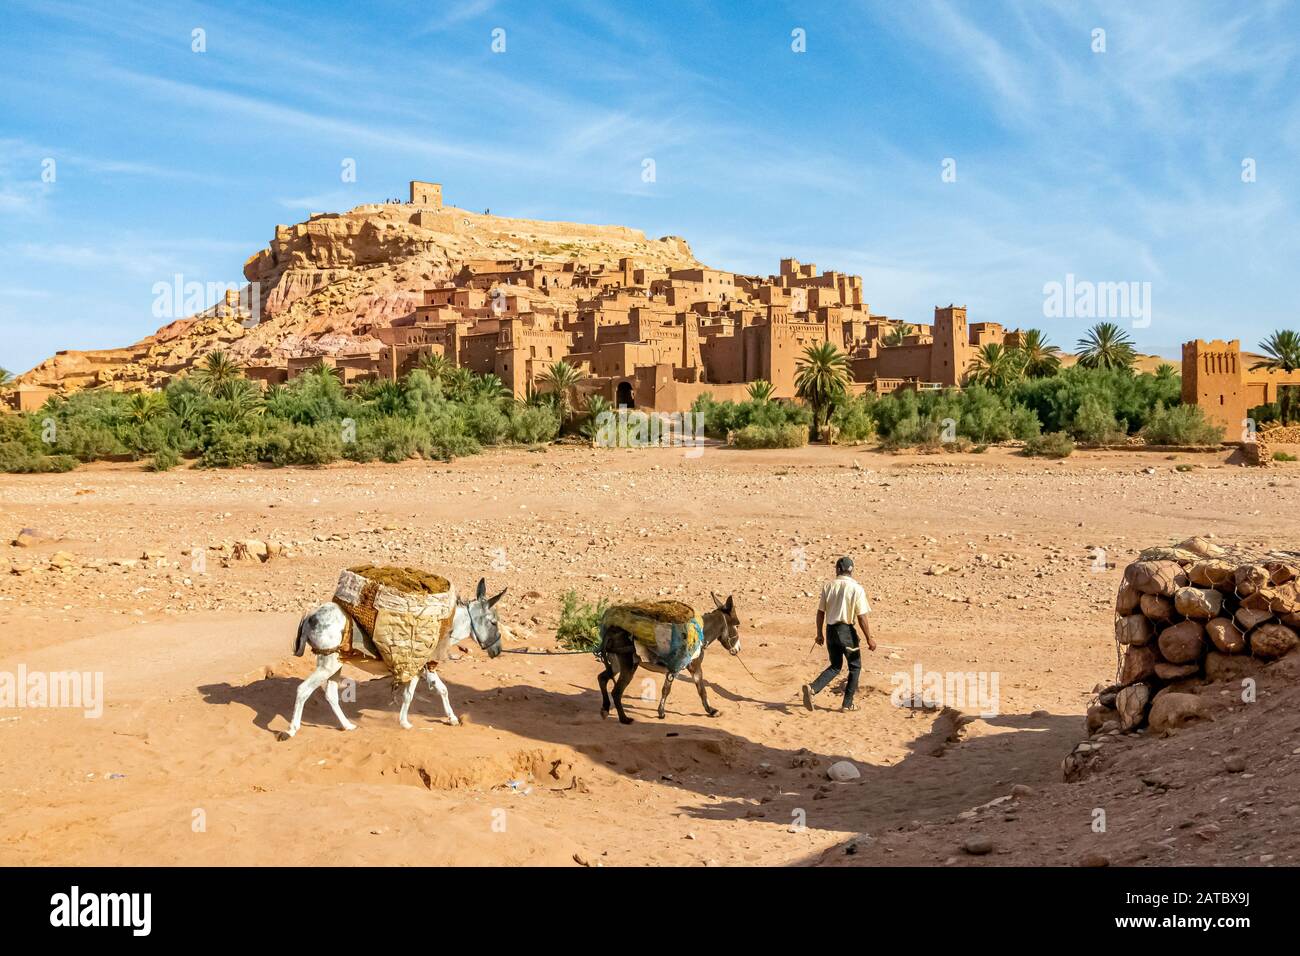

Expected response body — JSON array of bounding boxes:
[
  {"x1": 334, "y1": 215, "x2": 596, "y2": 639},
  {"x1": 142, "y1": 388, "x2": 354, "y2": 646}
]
[
  {"x1": 711, "y1": 591, "x2": 722, "y2": 610},
  {"x1": 488, "y1": 587, "x2": 507, "y2": 608},
  {"x1": 724, "y1": 595, "x2": 734, "y2": 614},
  {"x1": 476, "y1": 578, "x2": 487, "y2": 601}
]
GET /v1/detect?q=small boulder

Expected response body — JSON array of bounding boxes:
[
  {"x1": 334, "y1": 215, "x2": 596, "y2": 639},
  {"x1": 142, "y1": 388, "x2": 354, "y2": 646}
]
[
  {"x1": 1188, "y1": 558, "x2": 1235, "y2": 588},
  {"x1": 1250, "y1": 623, "x2": 1299, "y2": 660},
  {"x1": 1126, "y1": 560, "x2": 1188, "y2": 597},
  {"x1": 1205, "y1": 617, "x2": 1246, "y2": 654},
  {"x1": 1234, "y1": 564, "x2": 1270, "y2": 597},
  {"x1": 1115, "y1": 578, "x2": 1141, "y2": 615},
  {"x1": 962, "y1": 836, "x2": 993, "y2": 856},
  {"x1": 1138, "y1": 594, "x2": 1174, "y2": 622},
  {"x1": 1235, "y1": 606, "x2": 1273, "y2": 632},
  {"x1": 1116, "y1": 683, "x2": 1150, "y2": 732},
  {"x1": 12, "y1": 528, "x2": 56, "y2": 548},
  {"x1": 1177, "y1": 536, "x2": 1226, "y2": 558},
  {"x1": 1118, "y1": 644, "x2": 1157, "y2": 685},
  {"x1": 1147, "y1": 693, "x2": 1207, "y2": 734},
  {"x1": 1158, "y1": 620, "x2": 1205, "y2": 665},
  {"x1": 827, "y1": 760, "x2": 860, "y2": 782},
  {"x1": 1115, "y1": 613, "x2": 1152, "y2": 646},
  {"x1": 1174, "y1": 586, "x2": 1222, "y2": 620}
]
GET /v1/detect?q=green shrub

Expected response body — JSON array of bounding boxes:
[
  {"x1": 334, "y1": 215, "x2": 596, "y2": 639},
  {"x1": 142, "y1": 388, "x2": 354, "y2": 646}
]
[
  {"x1": 878, "y1": 416, "x2": 943, "y2": 452},
  {"x1": 691, "y1": 393, "x2": 809, "y2": 438},
  {"x1": 829, "y1": 395, "x2": 875, "y2": 443},
  {"x1": 53, "y1": 420, "x2": 126, "y2": 461},
  {"x1": 507, "y1": 404, "x2": 561, "y2": 444},
  {"x1": 264, "y1": 422, "x2": 343, "y2": 466},
  {"x1": 0, "y1": 441, "x2": 78, "y2": 473},
  {"x1": 346, "y1": 417, "x2": 426, "y2": 464},
  {"x1": 1024, "y1": 431, "x2": 1075, "y2": 458},
  {"x1": 148, "y1": 447, "x2": 181, "y2": 471},
  {"x1": 1139, "y1": 403, "x2": 1225, "y2": 446},
  {"x1": 1069, "y1": 395, "x2": 1126, "y2": 444},
  {"x1": 555, "y1": 590, "x2": 609, "y2": 652},
  {"x1": 1274, "y1": 451, "x2": 1298, "y2": 462},
  {"x1": 199, "y1": 426, "x2": 260, "y2": 468},
  {"x1": 461, "y1": 399, "x2": 508, "y2": 445},
  {"x1": 729, "y1": 423, "x2": 808, "y2": 449}
]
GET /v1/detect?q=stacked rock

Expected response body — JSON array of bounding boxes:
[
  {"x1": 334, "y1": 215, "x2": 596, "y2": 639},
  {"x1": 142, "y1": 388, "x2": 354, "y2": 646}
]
[{"x1": 1094, "y1": 536, "x2": 1300, "y2": 734}]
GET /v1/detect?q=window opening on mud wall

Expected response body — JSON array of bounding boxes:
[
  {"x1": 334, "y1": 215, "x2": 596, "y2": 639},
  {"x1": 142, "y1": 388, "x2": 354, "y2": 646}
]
[{"x1": 617, "y1": 381, "x2": 634, "y2": 408}]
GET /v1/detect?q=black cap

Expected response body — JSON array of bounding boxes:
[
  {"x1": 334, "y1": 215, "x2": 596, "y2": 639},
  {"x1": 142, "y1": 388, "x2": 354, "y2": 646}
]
[{"x1": 836, "y1": 556, "x2": 854, "y2": 575}]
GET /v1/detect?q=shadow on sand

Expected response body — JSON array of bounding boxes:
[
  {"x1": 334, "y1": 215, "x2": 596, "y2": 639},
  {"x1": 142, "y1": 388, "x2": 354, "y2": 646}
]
[{"x1": 199, "y1": 668, "x2": 1079, "y2": 839}]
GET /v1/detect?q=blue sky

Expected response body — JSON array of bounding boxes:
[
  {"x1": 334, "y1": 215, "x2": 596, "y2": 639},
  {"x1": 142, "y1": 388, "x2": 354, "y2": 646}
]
[{"x1": 2, "y1": 0, "x2": 1299, "y2": 373}]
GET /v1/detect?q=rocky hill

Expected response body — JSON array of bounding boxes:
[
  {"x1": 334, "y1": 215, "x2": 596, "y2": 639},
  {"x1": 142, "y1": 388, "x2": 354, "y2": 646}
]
[{"x1": 14, "y1": 201, "x2": 700, "y2": 393}]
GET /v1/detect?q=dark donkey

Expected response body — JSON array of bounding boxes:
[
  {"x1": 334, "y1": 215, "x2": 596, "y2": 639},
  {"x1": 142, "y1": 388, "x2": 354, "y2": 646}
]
[{"x1": 598, "y1": 593, "x2": 741, "y2": 724}]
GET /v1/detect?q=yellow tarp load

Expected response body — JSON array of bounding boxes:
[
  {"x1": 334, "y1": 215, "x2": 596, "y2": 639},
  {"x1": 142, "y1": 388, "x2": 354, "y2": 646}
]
[
  {"x1": 332, "y1": 565, "x2": 457, "y2": 683},
  {"x1": 600, "y1": 600, "x2": 705, "y2": 672}
]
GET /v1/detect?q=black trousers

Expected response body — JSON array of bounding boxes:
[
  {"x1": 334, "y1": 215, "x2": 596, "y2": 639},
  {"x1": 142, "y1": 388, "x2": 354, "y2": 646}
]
[{"x1": 810, "y1": 622, "x2": 861, "y2": 706}]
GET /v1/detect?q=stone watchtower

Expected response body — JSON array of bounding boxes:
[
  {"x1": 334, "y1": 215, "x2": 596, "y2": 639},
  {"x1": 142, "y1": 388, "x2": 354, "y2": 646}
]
[
  {"x1": 1182, "y1": 339, "x2": 1245, "y2": 434},
  {"x1": 409, "y1": 180, "x2": 442, "y2": 207},
  {"x1": 930, "y1": 305, "x2": 968, "y2": 386}
]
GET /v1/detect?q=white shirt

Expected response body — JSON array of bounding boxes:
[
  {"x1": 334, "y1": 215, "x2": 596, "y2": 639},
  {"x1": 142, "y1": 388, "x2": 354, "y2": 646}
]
[{"x1": 819, "y1": 575, "x2": 870, "y2": 626}]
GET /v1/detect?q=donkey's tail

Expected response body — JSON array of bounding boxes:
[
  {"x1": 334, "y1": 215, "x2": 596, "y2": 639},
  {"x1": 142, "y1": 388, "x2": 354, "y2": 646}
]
[{"x1": 293, "y1": 613, "x2": 310, "y2": 657}]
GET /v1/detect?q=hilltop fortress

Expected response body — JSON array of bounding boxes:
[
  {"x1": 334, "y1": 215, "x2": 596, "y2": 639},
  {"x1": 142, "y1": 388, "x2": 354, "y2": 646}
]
[
  {"x1": 12, "y1": 179, "x2": 1289, "y2": 429},
  {"x1": 12, "y1": 179, "x2": 1029, "y2": 411},
  {"x1": 237, "y1": 180, "x2": 1027, "y2": 411}
]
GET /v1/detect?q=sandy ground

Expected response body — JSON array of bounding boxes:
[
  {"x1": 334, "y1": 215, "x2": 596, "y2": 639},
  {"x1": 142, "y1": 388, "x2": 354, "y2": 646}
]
[{"x1": 1, "y1": 442, "x2": 1296, "y2": 866}]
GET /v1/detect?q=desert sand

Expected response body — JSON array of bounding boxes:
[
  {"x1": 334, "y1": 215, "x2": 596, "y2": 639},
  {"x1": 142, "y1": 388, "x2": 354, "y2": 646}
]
[{"x1": 1, "y1": 443, "x2": 1296, "y2": 866}]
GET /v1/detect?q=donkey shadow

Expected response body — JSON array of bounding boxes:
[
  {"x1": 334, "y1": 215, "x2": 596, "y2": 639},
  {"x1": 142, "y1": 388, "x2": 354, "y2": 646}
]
[
  {"x1": 199, "y1": 673, "x2": 414, "y2": 734},
  {"x1": 199, "y1": 668, "x2": 1079, "y2": 838}
]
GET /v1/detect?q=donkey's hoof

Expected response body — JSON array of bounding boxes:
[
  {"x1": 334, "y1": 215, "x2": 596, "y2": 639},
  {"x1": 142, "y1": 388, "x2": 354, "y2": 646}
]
[
  {"x1": 600, "y1": 708, "x2": 610, "y2": 719},
  {"x1": 657, "y1": 711, "x2": 666, "y2": 720},
  {"x1": 278, "y1": 728, "x2": 297, "y2": 741},
  {"x1": 447, "y1": 716, "x2": 460, "y2": 726},
  {"x1": 619, "y1": 715, "x2": 634, "y2": 725},
  {"x1": 399, "y1": 719, "x2": 414, "y2": 730},
  {"x1": 706, "y1": 708, "x2": 721, "y2": 718},
  {"x1": 340, "y1": 722, "x2": 357, "y2": 732}
]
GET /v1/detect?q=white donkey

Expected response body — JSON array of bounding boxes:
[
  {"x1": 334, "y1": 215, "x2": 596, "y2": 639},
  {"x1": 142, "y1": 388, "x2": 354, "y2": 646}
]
[{"x1": 283, "y1": 578, "x2": 506, "y2": 737}]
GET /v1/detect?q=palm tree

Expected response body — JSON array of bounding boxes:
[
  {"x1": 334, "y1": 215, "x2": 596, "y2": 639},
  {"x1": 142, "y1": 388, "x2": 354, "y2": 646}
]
[
  {"x1": 1252, "y1": 330, "x2": 1300, "y2": 424},
  {"x1": 579, "y1": 394, "x2": 612, "y2": 440},
  {"x1": 521, "y1": 383, "x2": 553, "y2": 409},
  {"x1": 1017, "y1": 329, "x2": 1061, "y2": 378},
  {"x1": 416, "y1": 351, "x2": 449, "y2": 383},
  {"x1": 127, "y1": 391, "x2": 166, "y2": 425},
  {"x1": 441, "y1": 366, "x2": 474, "y2": 403},
  {"x1": 1154, "y1": 363, "x2": 1178, "y2": 381},
  {"x1": 1075, "y1": 322, "x2": 1136, "y2": 371},
  {"x1": 882, "y1": 323, "x2": 915, "y2": 347},
  {"x1": 540, "y1": 361, "x2": 586, "y2": 427},
  {"x1": 794, "y1": 343, "x2": 849, "y2": 442},
  {"x1": 746, "y1": 380, "x2": 774, "y2": 402},
  {"x1": 193, "y1": 350, "x2": 242, "y2": 393},
  {"x1": 204, "y1": 379, "x2": 263, "y2": 426},
  {"x1": 966, "y1": 343, "x2": 1025, "y2": 390},
  {"x1": 469, "y1": 373, "x2": 511, "y2": 404},
  {"x1": 0, "y1": 367, "x2": 12, "y2": 388},
  {"x1": 360, "y1": 379, "x2": 405, "y2": 416},
  {"x1": 305, "y1": 360, "x2": 340, "y2": 381}
]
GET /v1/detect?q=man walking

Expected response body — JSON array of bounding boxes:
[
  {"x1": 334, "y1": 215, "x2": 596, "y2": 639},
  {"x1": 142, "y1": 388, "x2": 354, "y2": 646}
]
[{"x1": 802, "y1": 556, "x2": 875, "y2": 712}]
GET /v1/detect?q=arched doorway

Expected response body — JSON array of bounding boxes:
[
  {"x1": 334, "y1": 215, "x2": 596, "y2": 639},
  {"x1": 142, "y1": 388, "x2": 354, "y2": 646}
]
[{"x1": 616, "y1": 381, "x2": 634, "y2": 408}]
